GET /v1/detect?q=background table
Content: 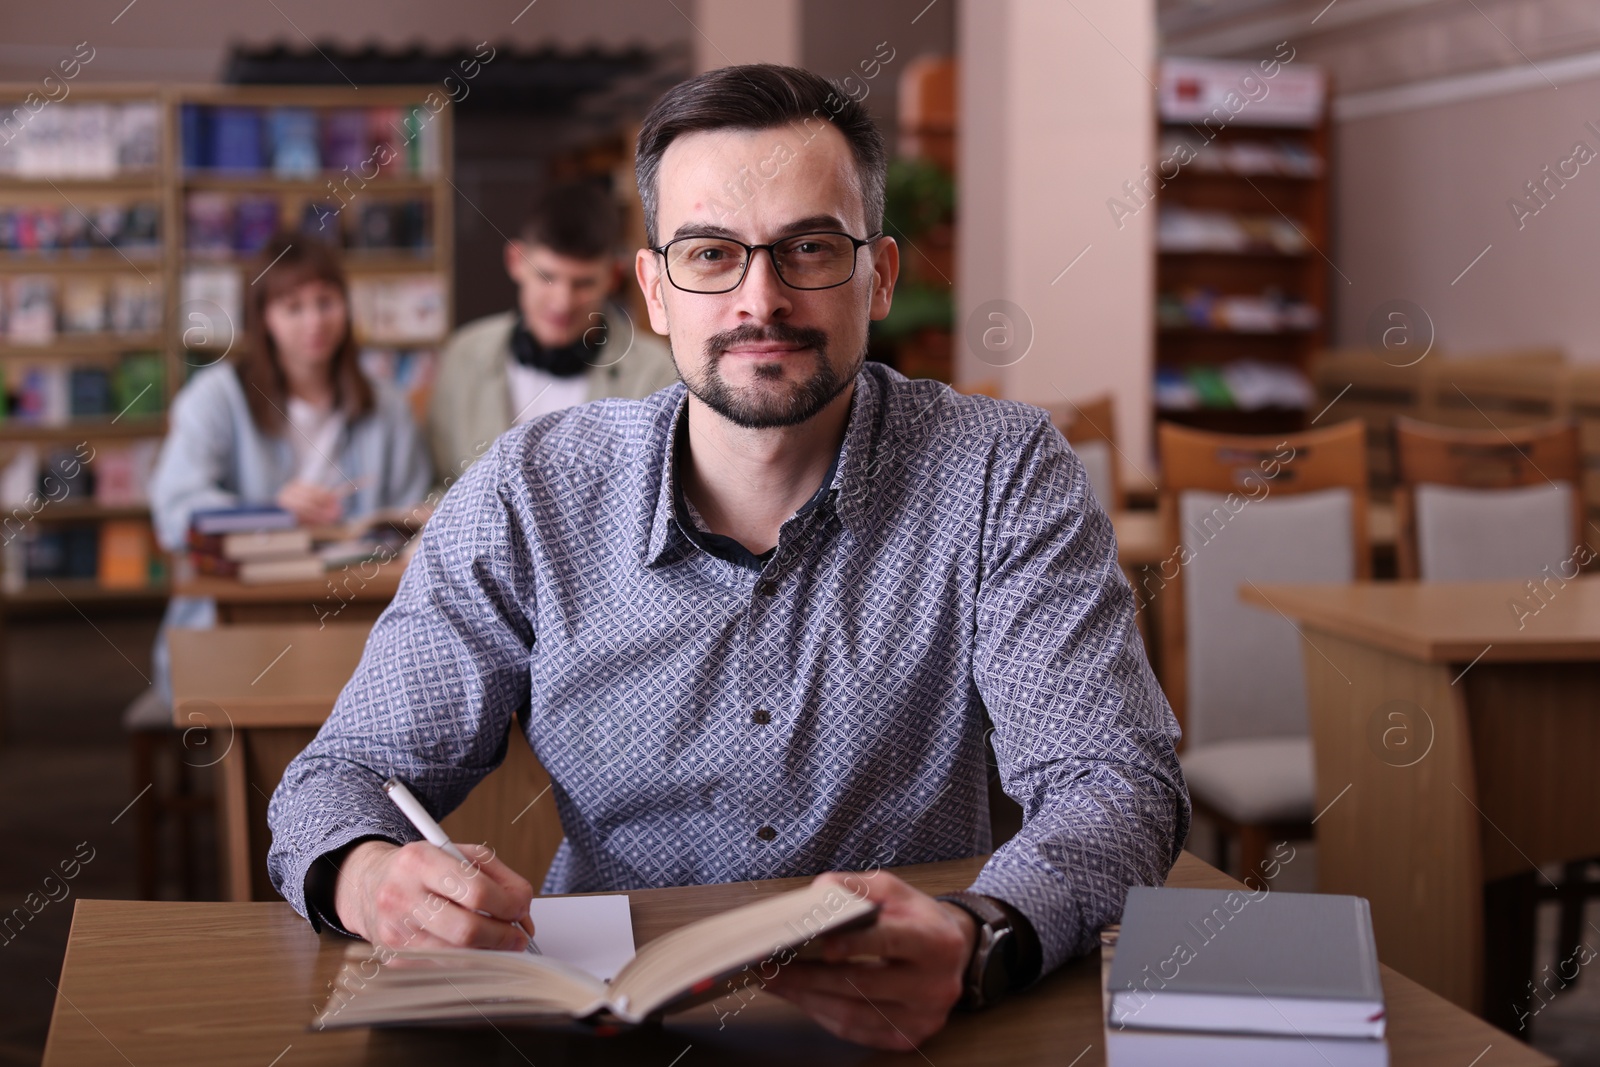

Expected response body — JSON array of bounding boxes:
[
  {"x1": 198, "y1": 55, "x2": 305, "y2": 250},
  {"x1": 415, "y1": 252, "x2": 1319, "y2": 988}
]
[
  {"x1": 1242, "y1": 578, "x2": 1600, "y2": 1018},
  {"x1": 170, "y1": 554, "x2": 407, "y2": 625},
  {"x1": 42, "y1": 853, "x2": 1550, "y2": 1066},
  {"x1": 169, "y1": 623, "x2": 559, "y2": 902}
]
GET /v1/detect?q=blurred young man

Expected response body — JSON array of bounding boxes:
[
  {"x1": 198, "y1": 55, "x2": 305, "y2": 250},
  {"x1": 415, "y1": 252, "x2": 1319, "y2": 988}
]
[{"x1": 426, "y1": 181, "x2": 677, "y2": 477}]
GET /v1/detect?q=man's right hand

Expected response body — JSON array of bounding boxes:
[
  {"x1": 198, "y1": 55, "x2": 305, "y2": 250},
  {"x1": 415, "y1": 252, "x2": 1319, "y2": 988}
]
[{"x1": 333, "y1": 840, "x2": 535, "y2": 951}]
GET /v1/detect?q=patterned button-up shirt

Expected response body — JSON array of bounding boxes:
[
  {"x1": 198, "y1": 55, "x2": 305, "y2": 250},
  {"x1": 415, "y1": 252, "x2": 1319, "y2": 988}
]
[{"x1": 267, "y1": 362, "x2": 1189, "y2": 974}]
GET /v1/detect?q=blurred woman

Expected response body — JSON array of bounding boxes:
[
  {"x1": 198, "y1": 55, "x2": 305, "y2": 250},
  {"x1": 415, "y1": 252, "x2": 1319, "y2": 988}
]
[{"x1": 146, "y1": 234, "x2": 432, "y2": 700}]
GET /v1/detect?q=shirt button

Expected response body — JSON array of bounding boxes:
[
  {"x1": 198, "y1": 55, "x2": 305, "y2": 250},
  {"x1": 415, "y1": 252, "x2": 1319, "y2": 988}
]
[
  {"x1": 752, "y1": 708, "x2": 771, "y2": 725},
  {"x1": 756, "y1": 825, "x2": 777, "y2": 842},
  {"x1": 757, "y1": 580, "x2": 778, "y2": 597}
]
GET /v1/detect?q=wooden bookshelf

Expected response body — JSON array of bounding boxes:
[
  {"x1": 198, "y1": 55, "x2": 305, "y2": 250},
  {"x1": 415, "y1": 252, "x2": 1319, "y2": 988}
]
[
  {"x1": 0, "y1": 83, "x2": 170, "y2": 604},
  {"x1": 170, "y1": 84, "x2": 454, "y2": 397},
  {"x1": 1152, "y1": 60, "x2": 1331, "y2": 439},
  {"x1": 0, "y1": 83, "x2": 454, "y2": 608}
]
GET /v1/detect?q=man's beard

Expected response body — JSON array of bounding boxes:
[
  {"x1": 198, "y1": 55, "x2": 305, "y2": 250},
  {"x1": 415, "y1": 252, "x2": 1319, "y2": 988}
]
[{"x1": 674, "y1": 323, "x2": 862, "y2": 430}]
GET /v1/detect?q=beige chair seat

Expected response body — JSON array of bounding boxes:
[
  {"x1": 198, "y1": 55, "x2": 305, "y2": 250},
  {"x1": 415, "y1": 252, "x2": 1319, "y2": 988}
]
[
  {"x1": 121, "y1": 687, "x2": 171, "y2": 731},
  {"x1": 1181, "y1": 737, "x2": 1314, "y2": 825}
]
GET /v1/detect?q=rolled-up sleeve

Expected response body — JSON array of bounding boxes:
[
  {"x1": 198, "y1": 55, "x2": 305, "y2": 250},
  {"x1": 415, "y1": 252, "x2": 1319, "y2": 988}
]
[
  {"x1": 967, "y1": 416, "x2": 1190, "y2": 975},
  {"x1": 266, "y1": 436, "x2": 536, "y2": 919}
]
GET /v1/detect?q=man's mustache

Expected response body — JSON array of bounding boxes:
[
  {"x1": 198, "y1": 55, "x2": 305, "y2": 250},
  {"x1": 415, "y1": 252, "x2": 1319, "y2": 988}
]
[{"x1": 705, "y1": 323, "x2": 829, "y2": 357}]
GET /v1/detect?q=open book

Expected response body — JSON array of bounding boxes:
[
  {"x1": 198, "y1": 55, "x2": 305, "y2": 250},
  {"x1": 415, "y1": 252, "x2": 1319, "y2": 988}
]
[{"x1": 315, "y1": 881, "x2": 878, "y2": 1029}]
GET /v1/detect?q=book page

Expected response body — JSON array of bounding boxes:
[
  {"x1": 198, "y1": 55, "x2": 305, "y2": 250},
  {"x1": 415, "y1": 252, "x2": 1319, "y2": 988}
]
[
  {"x1": 610, "y1": 883, "x2": 877, "y2": 1021},
  {"x1": 527, "y1": 894, "x2": 636, "y2": 983}
]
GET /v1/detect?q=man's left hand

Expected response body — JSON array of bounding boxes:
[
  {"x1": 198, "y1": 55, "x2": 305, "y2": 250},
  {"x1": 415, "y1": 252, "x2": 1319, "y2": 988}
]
[{"x1": 762, "y1": 870, "x2": 977, "y2": 1050}]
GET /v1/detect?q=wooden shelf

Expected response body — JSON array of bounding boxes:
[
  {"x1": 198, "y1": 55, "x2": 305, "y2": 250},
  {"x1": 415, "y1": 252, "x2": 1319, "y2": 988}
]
[
  {"x1": 0, "y1": 82, "x2": 454, "y2": 628},
  {"x1": 0, "y1": 418, "x2": 166, "y2": 440},
  {"x1": 0, "y1": 174, "x2": 164, "y2": 193},
  {"x1": 181, "y1": 174, "x2": 435, "y2": 194},
  {"x1": 1158, "y1": 325, "x2": 1316, "y2": 337},
  {"x1": 1152, "y1": 62, "x2": 1330, "y2": 445},
  {"x1": 1157, "y1": 247, "x2": 1310, "y2": 259},
  {"x1": 29, "y1": 502, "x2": 151, "y2": 522},
  {"x1": 0, "y1": 336, "x2": 163, "y2": 358},
  {"x1": 2, "y1": 577, "x2": 169, "y2": 606},
  {"x1": 184, "y1": 250, "x2": 437, "y2": 271},
  {"x1": 1159, "y1": 169, "x2": 1320, "y2": 184},
  {"x1": 1156, "y1": 406, "x2": 1309, "y2": 435},
  {"x1": 0, "y1": 253, "x2": 165, "y2": 272}
]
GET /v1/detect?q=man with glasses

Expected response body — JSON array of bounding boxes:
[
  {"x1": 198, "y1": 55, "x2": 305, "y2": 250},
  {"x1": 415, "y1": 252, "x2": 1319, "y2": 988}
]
[{"x1": 269, "y1": 63, "x2": 1187, "y2": 1051}]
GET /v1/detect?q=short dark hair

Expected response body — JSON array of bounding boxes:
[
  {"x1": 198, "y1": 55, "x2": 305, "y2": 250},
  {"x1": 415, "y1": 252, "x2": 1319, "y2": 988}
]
[
  {"x1": 517, "y1": 181, "x2": 622, "y2": 259},
  {"x1": 635, "y1": 64, "x2": 887, "y2": 246}
]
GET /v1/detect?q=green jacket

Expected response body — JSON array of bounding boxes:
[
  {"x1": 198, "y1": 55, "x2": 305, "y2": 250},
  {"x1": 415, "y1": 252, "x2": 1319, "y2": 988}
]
[{"x1": 427, "y1": 306, "x2": 679, "y2": 482}]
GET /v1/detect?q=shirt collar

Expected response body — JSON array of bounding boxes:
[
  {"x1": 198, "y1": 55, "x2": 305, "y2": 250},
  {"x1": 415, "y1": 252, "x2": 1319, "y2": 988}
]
[{"x1": 642, "y1": 367, "x2": 881, "y2": 568}]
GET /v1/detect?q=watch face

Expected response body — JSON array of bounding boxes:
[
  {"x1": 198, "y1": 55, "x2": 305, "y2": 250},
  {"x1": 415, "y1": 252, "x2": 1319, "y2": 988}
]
[{"x1": 978, "y1": 926, "x2": 1015, "y2": 1006}]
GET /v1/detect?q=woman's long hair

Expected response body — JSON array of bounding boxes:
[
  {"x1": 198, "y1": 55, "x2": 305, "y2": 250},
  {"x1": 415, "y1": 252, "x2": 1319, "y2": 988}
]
[{"x1": 235, "y1": 233, "x2": 373, "y2": 434}]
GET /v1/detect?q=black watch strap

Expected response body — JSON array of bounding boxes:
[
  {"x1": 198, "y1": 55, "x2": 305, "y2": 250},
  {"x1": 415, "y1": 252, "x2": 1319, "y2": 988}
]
[{"x1": 937, "y1": 890, "x2": 1018, "y2": 1009}]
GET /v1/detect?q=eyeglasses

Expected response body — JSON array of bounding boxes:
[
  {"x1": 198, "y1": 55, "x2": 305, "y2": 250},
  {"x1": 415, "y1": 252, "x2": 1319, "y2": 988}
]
[{"x1": 650, "y1": 231, "x2": 883, "y2": 294}]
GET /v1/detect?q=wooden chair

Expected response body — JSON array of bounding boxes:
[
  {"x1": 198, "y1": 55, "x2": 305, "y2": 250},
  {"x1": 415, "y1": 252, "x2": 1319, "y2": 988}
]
[
  {"x1": 122, "y1": 688, "x2": 215, "y2": 899},
  {"x1": 1157, "y1": 420, "x2": 1369, "y2": 882},
  {"x1": 1393, "y1": 417, "x2": 1596, "y2": 1009},
  {"x1": 954, "y1": 383, "x2": 1124, "y2": 512},
  {"x1": 956, "y1": 384, "x2": 1129, "y2": 846},
  {"x1": 1393, "y1": 417, "x2": 1584, "y2": 580},
  {"x1": 1049, "y1": 394, "x2": 1124, "y2": 513}
]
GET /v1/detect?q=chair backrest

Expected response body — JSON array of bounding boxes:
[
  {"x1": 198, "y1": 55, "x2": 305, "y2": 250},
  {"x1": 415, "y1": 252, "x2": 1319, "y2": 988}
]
[
  {"x1": 954, "y1": 385, "x2": 1124, "y2": 510},
  {"x1": 1156, "y1": 420, "x2": 1369, "y2": 744},
  {"x1": 1393, "y1": 417, "x2": 1583, "y2": 580},
  {"x1": 1050, "y1": 394, "x2": 1123, "y2": 512}
]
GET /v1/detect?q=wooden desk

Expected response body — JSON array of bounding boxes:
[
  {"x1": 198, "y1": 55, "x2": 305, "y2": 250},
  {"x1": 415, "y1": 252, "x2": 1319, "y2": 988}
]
[
  {"x1": 169, "y1": 624, "x2": 559, "y2": 903},
  {"x1": 171, "y1": 554, "x2": 407, "y2": 625},
  {"x1": 1241, "y1": 579, "x2": 1600, "y2": 1015},
  {"x1": 42, "y1": 853, "x2": 1550, "y2": 1066}
]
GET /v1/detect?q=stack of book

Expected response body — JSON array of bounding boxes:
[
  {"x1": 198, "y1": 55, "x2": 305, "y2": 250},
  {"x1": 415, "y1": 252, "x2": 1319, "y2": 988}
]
[
  {"x1": 188, "y1": 506, "x2": 418, "y2": 585},
  {"x1": 1104, "y1": 887, "x2": 1388, "y2": 1066},
  {"x1": 1155, "y1": 361, "x2": 1315, "y2": 412},
  {"x1": 188, "y1": 507, "x2": 321, "y2": 584}
]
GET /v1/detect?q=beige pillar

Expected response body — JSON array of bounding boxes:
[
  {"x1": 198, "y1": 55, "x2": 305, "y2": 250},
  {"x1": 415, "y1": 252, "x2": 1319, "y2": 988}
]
[
  {"x1": 692, "y1": 0, "x2": 801, "y2": 73},
  {"x1": 957, "y1": 0, "x2": 1157, "y2": 474}
]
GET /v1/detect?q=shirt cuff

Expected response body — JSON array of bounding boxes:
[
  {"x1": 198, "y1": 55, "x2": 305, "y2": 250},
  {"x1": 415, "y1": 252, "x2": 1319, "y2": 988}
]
[{"x1": 301, "y1": 834, "x2": 400, "y2": 937}]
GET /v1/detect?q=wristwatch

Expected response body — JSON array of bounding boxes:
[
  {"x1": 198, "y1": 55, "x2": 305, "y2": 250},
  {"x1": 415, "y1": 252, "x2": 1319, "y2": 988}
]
[{"x1": 936, "y1": 890, "x2": 1021, "y2": 1010}]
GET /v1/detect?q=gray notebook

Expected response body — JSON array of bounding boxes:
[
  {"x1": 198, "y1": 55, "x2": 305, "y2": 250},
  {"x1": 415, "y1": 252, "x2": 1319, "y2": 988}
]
[{"x1": 1106, "y1": 886, "x2": 1385, "y2": 1039}]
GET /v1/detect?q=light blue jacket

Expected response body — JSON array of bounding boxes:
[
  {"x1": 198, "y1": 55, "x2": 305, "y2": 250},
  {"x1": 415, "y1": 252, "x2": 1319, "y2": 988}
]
[{"x1": 148, "y1": 362, "x2": 433, "y2": 698}]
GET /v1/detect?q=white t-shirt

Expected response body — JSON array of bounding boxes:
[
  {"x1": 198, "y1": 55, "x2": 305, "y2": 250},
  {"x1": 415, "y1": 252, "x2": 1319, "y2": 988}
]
[
  {"x1": 507, "y1": 356, "x2": 589, "y2": 426},
  {"x1": 285, "y1": 396, "x2": 347, "y2": 486}
]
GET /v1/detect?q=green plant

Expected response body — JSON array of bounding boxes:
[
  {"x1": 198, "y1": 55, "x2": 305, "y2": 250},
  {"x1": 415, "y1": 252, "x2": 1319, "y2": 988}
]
[
  {"x1": 883, "y1": 156, "x2": 954, "y2": 241},
  {"x1": 873, "y1": 279, "x2": 953, "y2": 341}
]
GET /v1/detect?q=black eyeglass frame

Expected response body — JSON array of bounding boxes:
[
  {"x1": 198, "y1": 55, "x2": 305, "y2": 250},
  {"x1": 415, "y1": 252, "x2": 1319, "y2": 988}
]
[{"x1": 649, "y1": 230, "x2": 885, "y2": 294}]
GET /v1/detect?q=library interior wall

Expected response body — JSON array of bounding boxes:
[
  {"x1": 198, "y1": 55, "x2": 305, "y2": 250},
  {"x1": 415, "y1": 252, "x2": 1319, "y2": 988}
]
[
  {"x1": 1332, "y1": 73, "x2": 1600, "y2": 363},
  {"x1": 694, "y1": 0, "x2": 800, "y2": 73},
  {"x1": 959, "y1": 0, "x2": 1158, "y2": 473}
]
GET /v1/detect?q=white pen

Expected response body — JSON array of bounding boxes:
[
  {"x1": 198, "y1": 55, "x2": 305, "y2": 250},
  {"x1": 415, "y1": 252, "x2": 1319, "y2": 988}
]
[{"x1": 383, "y1": 776, "x2": 542, "y2": 955}]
